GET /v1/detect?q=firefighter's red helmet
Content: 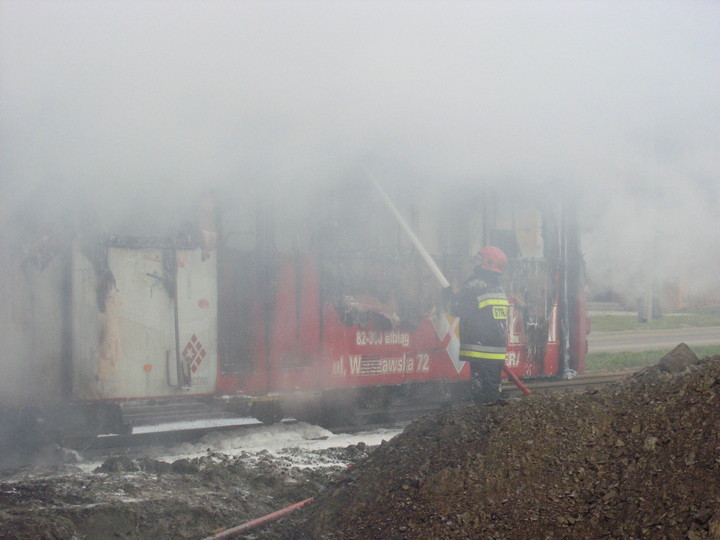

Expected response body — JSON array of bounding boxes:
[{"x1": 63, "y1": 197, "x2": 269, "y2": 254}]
[{"x1": 474, "y1": 246, "x2": 507, "y2": 274}]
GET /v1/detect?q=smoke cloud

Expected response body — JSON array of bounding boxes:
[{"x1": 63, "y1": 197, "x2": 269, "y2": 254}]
[{"x1": 1, "y1": 0, "x2": 719, "y2": 297}]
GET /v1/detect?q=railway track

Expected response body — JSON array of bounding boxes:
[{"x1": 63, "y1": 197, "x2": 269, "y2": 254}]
[
  {"x1": 501, "y1": 370, "x2": 634, "y2": 398},
  {"x1": 67, "y1": 370, "x2": 634, "y2": 456}
]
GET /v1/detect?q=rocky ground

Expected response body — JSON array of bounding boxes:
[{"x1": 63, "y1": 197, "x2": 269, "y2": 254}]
[{"x1": 1, "y1": 346, "x2": 719, "y2": 539}]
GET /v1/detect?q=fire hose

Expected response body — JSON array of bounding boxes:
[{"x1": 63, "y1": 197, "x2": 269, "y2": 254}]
[
  {"x1": 369, "y1": 171, "x2": 530, "y2": 396},
  {"x1": 202, "y1": 497, "x2": 314, "y2": 539},
  {"x1": 204, "y1": 463, "x2": 360, "y2": 538},
  {"x1": 503, "y1": 365, "x2": 532, "y2": 395}
]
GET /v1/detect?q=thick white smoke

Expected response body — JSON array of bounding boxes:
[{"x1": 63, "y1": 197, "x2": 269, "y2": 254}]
[{"x1": 1, "y1": 0, "x2": 719, "y2": 298}]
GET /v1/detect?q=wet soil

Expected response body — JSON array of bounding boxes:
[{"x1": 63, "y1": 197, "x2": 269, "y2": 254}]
[
  {"x1": 1, "y1": 347, "x2": 719, "y2": 539},
  {"x1": 0, "y1": 445, "x2": 372, "y2": 539}
]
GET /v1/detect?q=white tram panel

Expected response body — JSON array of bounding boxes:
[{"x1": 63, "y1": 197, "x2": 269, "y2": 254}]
[{"x1": 71, "y1": 244, "x2": 217, "y2": 400}]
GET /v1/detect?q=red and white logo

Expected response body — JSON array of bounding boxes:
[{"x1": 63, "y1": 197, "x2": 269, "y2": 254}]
[
  {"x1": 430, "y1": 309, "x2": 462, "y2": 374},
  {"x1": 182, "y1": 334, "x2": 207, "y2": 373}
]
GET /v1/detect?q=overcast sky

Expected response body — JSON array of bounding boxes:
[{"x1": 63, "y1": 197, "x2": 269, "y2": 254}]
[{"x1": 1, "y1": 0, "x2": 718, "y2": 296}]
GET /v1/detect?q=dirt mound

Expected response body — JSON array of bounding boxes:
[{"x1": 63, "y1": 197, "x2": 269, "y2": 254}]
[{"x1": 276, "y1": 352, "x2": 720, "y2": 539}]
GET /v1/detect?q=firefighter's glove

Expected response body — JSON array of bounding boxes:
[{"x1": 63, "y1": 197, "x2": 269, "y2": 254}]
[{"x1": 442, "y1": 286, "x2": 454, "y2": 302}]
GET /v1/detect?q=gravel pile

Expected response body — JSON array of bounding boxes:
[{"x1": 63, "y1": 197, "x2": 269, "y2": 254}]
[{"x1": 274, "y1": 346, "x2": 720, "y2": 539}]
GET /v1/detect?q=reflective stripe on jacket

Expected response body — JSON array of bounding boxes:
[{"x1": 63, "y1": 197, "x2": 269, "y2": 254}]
[{"x1": 459, "y1": 343, "x2": 507, "y2": 361}]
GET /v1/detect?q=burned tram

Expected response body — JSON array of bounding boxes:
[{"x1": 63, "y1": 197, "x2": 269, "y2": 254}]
[{"x1": 0, "y1": 176, "x2": 587, "y2": 442}]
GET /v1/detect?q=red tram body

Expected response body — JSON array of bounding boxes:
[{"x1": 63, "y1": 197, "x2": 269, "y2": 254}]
[
  {"x1": 214, "y1": 180, "x2": 587, "y2": 423},
  {"x1": 0, "y1": 178, "x2": 587, "y2": 442}
]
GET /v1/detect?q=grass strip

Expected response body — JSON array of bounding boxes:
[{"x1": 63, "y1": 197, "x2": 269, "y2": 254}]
[
  {"x1": 586, "y1": 345, "x2": 720, "y2": 372},
  {"x1": 590, "y1": 311, "x2": 720, "y2": 332}
]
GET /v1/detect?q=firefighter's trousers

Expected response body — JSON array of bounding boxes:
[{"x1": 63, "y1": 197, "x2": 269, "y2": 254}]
[{"x1": 467, "y1": 359, "x2": 504, "y2": 404}]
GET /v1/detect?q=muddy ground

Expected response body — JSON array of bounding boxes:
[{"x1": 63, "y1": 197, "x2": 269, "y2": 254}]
[
  {"x1": 0, "y1": 443, "x2": 373, "y2": 539},
  {"x1": 1, "y1": 347, "x2": 719, "y2": 539}
]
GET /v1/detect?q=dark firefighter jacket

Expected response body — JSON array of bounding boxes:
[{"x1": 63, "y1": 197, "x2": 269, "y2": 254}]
[{"x1": 450, "y1": 268, "x2": 509, "y2": 361}]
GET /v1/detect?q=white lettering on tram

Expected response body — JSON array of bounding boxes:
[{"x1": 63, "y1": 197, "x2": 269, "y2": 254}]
[
  {"x1": 355, "y1": 331, "x2": 410, "y2": 347},
  {"x1": 343, "y1": 353, "x2": 430, "y2": 376}
]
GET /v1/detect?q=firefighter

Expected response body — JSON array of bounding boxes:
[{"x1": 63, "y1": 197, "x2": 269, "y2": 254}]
[{"x1": 447, "y1": 246, "x2": 510, "y2": 403}]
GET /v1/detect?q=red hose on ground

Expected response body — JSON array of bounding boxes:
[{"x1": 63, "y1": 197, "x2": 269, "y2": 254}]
[
  {"x1": 503, "y1": 365, "x2": 532, "y2": 395},
  {"x1": 203, "y1": 497, "x2": 314, "y2": 540}
]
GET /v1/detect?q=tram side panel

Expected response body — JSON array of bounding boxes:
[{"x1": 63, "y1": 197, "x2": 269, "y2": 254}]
[{"x1": 71, "y1": 241, "x2": 218, "y2": 401}]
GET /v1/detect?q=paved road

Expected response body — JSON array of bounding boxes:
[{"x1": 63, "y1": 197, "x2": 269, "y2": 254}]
[{"x1": 588, "y1": 326, "x2": 720, "y2": 353}]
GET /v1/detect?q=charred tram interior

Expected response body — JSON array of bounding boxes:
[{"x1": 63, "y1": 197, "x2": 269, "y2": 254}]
[
  {"x1": 217, "y1": 178, "x2": 586, "y2": 422},
  {"x1": 0, "y1": 178, "x2": 586, "y2": 447}
]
